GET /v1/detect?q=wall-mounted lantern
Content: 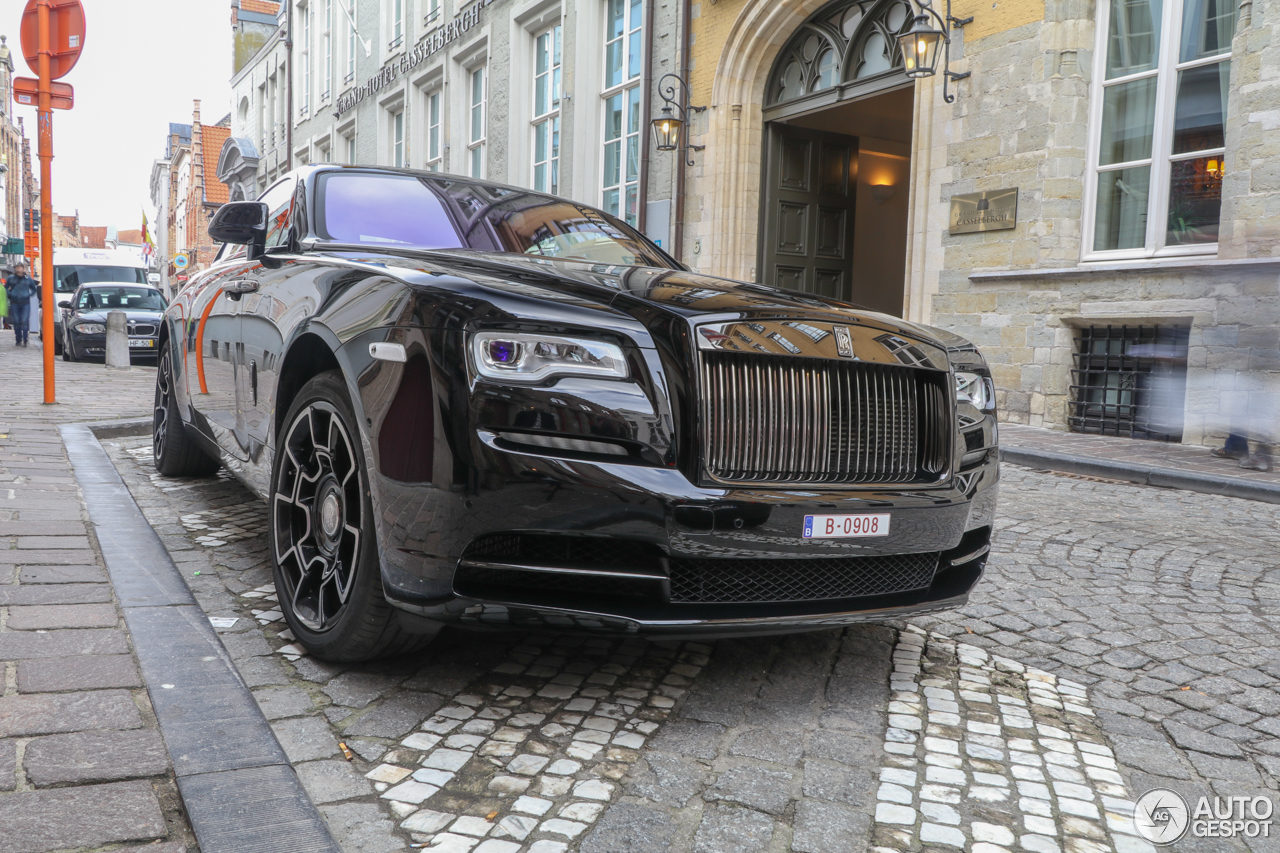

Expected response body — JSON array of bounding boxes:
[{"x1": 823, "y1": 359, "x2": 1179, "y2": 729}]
[
  {"x1": 896, "y1": 0, "x2": 973, "y2": 104},
  {"x1": 651, "y1": 74, "x2": 706, "y2": 166}
]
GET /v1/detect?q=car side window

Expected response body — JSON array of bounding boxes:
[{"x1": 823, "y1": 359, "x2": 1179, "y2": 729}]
[
  {"x1": 77, "y1": 290, "x2": 94, "y2": 310},
  {"x1": 259, "y1": 178, "x2": 297, "y2": 250}
]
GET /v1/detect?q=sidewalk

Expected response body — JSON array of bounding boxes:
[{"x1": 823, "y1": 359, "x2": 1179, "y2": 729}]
[
  {"x1": 999, "y1": 422, "x2": 1280, "y2": 503},
  {"x1": 0, "y1": 336, "x2": 193, "y2": 853}
]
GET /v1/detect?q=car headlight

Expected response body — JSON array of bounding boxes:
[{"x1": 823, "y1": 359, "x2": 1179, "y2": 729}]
[
  {"x1": 471, "y1": 331, "x2": 628, "y2": 383},
  {"x1": 74, "y1": 323, "x2": 106, "y2": 334},
  {"x1": 955, "y1": 371, "x2": 993, "y2": 411}
]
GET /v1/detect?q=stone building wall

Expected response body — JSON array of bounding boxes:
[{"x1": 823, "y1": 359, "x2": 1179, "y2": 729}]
[{"x1": 921, "y1": 0, "x2": 1280, "y2": 444}]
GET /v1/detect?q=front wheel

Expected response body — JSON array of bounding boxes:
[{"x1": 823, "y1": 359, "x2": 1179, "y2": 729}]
[
  {"x1": 271, "y1": 371, "x2": 433, "y2": 662},
  {"x1": 153, "y1": 341, "x2": 221, "y2": 477}
]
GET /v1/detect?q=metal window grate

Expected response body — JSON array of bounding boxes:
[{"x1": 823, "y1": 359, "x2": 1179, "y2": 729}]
[{"x1": 1068, "y1": 325, "x2": 1190, "y2": 441}]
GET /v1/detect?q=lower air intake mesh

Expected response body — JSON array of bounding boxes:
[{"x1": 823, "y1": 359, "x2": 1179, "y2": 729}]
[{"x1": 668, "y1": 552, "x2": 939, "y2": 604}]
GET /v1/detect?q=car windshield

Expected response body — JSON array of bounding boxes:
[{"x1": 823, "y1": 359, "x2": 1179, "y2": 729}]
[
  {"x1": 77, "y1": 287, "x2": 166, "y2": 311},
  {"x1": 56, "y1": 265, "x2": 147, "y2": 293},
  {"x1": 315, "y1": 171, "x2": 673, "y2": 268}
]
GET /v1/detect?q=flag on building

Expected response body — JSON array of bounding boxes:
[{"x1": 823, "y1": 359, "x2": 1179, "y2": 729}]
[{"x1": 142, "y1": 211, "x2": 157, "y2": 264}]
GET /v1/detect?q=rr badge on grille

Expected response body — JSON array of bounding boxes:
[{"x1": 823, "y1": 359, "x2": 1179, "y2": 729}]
[{"x1": 833, "y1": 325, "x2": 854, "y2": 358}]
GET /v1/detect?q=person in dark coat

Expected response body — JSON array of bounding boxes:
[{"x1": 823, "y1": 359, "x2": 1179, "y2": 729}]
[{"x1": 4, "y1": 261, "x2": 38, "y2": 346}]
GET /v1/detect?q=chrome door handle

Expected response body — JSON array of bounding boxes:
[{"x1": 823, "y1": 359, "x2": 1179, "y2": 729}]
[{"x1": 224, "y1": 280, "x2": 259, "y2": 294}]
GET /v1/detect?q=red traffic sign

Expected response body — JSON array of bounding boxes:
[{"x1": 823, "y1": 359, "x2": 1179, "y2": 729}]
[
  {"x1": 20, "y1": 0, "x2": 86, "y2": 81},
  {"x1": 13, "y1": 76, "x2": 72, "y2": 110}
]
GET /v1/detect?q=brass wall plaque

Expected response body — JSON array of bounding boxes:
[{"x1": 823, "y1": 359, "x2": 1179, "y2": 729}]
[{"x1": 949, "y1": 188, "x2": 1018, "y2": 234}]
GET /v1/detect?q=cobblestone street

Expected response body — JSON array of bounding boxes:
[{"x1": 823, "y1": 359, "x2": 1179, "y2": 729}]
[{"x1": 99, "y1": 425, "x2": 1280, "y2": 853}]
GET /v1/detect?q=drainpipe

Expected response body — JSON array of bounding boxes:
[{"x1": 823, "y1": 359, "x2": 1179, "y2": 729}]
[
  {"x1": 285, "y1": 1, "x2": 294, "y2": 171},
  {"x1": 673, "y1": 0, "x2": 691, "y2": 264},
  {"x1": 637, "y1": 0, "x2": 655, "y2": 234}
]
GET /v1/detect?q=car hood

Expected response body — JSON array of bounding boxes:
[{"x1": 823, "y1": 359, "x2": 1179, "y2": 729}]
[
  {"x1": 70, "y1": 309, "x2": 165, "y2": 325},
  {"x1": 377, "y1": 249, "x2": 969, "y2": 354}
]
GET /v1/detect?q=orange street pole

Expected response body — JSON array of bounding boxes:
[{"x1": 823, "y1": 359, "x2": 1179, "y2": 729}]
[{"x1": 36, "y1": 0, "x2": 55, "y2": 404}]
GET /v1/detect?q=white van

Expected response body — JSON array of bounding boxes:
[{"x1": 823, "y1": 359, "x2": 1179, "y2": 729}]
[{"x1": 31, "y1": 248, "x2": 155, "y2": 343}]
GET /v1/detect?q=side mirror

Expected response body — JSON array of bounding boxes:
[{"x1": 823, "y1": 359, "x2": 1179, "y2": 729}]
[
  {"x1": 58, "y1": 300, "x2": 71, "y2": 309},
  {"x1": 209, "y1": 201, "x2": 268, "y2": 246}
]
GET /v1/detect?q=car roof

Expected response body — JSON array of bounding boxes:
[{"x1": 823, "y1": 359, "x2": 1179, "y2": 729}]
[{"x1": 80, "y1": 283, "x2": 162, "y2": 292}]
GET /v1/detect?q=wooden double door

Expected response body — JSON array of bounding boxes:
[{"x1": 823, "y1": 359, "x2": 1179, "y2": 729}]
[{"x1": 760, "y1": 124, "x2": 858, "y2": 300}]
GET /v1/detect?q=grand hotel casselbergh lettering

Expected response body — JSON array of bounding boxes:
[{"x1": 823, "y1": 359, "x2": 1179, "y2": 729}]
[{"x1": 334, "y1": 0, "x2": 496, "y2": 118}]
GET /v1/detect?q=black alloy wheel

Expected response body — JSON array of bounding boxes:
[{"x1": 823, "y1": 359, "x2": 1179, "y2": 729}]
[
  {"x1": 270, "y1": 371, "x2": 432, "y2": 661},
  {"x1": 153, "y1": 341, "x2": 221, "y2": 477}
]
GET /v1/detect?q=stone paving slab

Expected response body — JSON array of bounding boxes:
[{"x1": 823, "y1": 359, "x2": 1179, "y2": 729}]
[
  {"x1": 0, "y1": 335, "x2": 195, "y2": 852},
  {"x1": 0, "y1": 780, "x2": 167, "y2": 853},
  {"x1": 23, "y1": 729, "x2": 170, "y2": 785},
  {"x1": 15, "y1": 653, "x2": 144, "y2": 692}
]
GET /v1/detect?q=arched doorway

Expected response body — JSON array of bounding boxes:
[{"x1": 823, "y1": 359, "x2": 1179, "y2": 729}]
[{"x1": 759, "y1": 0, "x2": 916, "y2": 316}]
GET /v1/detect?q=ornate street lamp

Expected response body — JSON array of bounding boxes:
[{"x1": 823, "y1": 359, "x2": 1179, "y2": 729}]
[
  {"x1": 651, "y1": 74, "x2": 706, "y2": 166},
  {"x1": 896, "y1": 0, "x2": 973, "y2": 103}
]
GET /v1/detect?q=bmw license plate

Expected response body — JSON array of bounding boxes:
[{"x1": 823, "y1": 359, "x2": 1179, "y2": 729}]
[
  {"x1": 128, "y1": 339, "x2": 155, "y2": 348},
  {"x1": 802, "y1": 514, "x2": 890, "y2": 539}
]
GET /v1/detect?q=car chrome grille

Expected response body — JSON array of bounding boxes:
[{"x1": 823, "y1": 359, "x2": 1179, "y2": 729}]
[
  {"x1": 668, "y1": 552, "x2": 940, "y2": 603},
  {"x1": 129, "y1": 324, "x2": 157, "y2": 336},
  {"x1": 698, "y1": 352, "x2": 951, "y2": 484}
]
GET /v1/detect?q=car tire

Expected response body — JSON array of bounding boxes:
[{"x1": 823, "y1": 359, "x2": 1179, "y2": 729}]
[
  {"x1": 52, "y1": 332, "x2": 62, "y2": 356},
  {"x1": 270, "y1": 370, "x2": 434, "y2": 662},
  {"x1": 63, "y1": 334, "x2": 75, "y2": 362},
  {"x1": 153, "y1": 341, "x2": 221, "y2": 477}
]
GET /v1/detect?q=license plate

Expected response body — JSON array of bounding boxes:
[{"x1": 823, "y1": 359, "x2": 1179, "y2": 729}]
[
  {"x1": 128, "y1": 339, "x2": 155, "y2": 348},
  {"x1": 802, "y1": 513, "x2": 890, "y2": 539}
]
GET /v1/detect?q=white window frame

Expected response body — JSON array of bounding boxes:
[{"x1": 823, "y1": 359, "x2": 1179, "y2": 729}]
[
  {"x1": 300, "y1": 1, "x2": 312, "y2": 118},
  {"x1": 390, "y1": 0, "x2": 404, "y2": 50},
  {"x1": 1082, "y1": 0, "x2": 1234, "y2": 262},
  {"x1": 321, "y1": 0, "x2": 332, "y2": 101},
  {"x1": 425, "y1": 0, "x2": 443, "y2": 28},
  {"x1": 425, "y1": 89, "x2": 444, "y2": 171},
  {"x1": 345, "y1": 130, "x2": 357, "y2": 165},
  {"x1": 531, "y1": 24, "x2": 563, "y2": 194},
  {"x1": 345, "y1": 0, "x2": 357, "y2": 84},
  {"x1": 469, "y1": 65, "x2": 487, "y2": 178},
  {"x1": 600, "y1": 0, "x2": 644, "y2": 225},
  {"x1": 392, "y1": 108, "x2": 406, "y2": 167}
]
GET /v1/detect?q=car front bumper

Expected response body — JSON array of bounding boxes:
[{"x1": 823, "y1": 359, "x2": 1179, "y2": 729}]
[{"x1": 372, "y1": 443, "x2": 999, "y2": 636}]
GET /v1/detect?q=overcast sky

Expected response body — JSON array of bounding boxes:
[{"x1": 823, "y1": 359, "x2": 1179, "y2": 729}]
[{"x1": 1, "y1": 0, "x2": 232, "y2": 231}]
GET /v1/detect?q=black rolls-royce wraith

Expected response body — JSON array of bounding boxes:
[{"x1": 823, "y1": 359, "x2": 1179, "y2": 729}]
[{"x1": 152, "y1": 165, "x2": 999, "y2": 661}]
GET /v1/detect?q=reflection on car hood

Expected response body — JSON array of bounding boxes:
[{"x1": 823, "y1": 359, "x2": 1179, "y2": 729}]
[
  {"x1": 389, "y1": 249, "x2": 962, "y2": 352},
  {"x1": 70, "y1": 309, "x2": 165, "y2": 325}
]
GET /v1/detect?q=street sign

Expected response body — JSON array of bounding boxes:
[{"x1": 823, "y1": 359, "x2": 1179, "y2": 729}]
[
  {"x1": 173, "y1": 252, "x2": 190, "y2": 270},
  {"x1": 13, "y1": 77, "x2": 72, "y2": 110},
  {"x1": 20, "y1": 0, "x2": 85, "y2": 80}
]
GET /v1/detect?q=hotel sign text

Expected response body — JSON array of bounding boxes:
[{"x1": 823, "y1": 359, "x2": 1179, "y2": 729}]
[
  {"x1": 335, "y1": 0, "x2": 494, "y2": 118},
  {"x1": 949, "y1": 188, "x2": 1019, "y2": 234}
]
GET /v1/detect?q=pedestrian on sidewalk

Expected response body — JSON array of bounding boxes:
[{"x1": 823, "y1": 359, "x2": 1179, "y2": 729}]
[
  {"x1": 4, "y1": 261, "x2": 38, "y2": 347},
  {"x1": 0, "y1": 273, "x2": 8, "y2": 336}
]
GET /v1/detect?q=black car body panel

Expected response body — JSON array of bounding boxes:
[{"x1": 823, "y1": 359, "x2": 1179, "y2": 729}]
[{"x1": 161, "y1": 166, "x2": 999, "y2": 636}]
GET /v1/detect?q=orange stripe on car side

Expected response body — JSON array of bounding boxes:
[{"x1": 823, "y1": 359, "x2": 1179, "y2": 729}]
[{"x1": 194, "y1": 290, "x2": 223, "y2": 395}]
